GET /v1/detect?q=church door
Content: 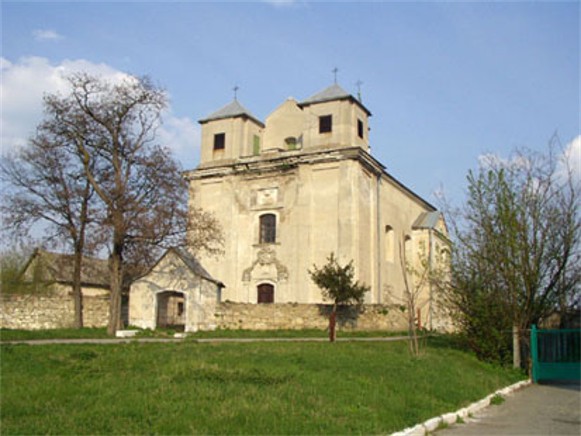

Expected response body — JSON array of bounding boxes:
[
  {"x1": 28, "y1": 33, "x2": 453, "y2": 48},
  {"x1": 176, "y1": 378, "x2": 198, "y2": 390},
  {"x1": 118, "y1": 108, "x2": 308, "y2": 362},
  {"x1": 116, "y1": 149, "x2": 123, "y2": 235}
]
[{"x1": 257, "y1": 283, "x2": 274, "y2": 303}]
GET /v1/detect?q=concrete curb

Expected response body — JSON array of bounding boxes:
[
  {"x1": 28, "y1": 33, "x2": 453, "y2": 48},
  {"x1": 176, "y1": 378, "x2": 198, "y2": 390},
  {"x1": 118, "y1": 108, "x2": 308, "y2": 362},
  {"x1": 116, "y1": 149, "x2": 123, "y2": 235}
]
[{"x1": 390, "y1": 379, "x2": 532, "y2": 436}]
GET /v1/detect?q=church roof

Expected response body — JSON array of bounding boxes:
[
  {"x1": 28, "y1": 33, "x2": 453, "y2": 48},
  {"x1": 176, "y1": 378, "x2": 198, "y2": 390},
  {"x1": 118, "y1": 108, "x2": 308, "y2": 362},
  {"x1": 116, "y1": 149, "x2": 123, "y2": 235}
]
[
  {"x1": 199, "y1": 100, "x2": 264, "y2": 127},
  {"x1": 171, "y1": 247, "x2": 224, "y2": 287},
  {"x1": 299, "y1": 83, "x2": 372, "y2": 116},
  {"x1": 412, "y1": 211, "x2": 443, "y2": 230},
  {"x1": 301, "y1": 83, "x2": 351, "y2": 105}
]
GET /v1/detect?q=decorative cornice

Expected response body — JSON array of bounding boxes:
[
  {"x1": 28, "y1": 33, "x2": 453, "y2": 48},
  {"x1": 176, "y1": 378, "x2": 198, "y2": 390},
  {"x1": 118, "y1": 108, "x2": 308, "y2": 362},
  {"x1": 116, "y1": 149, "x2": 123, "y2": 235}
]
[{"x1": 183, "y1": 146, "x2": 437, "y2": 212}]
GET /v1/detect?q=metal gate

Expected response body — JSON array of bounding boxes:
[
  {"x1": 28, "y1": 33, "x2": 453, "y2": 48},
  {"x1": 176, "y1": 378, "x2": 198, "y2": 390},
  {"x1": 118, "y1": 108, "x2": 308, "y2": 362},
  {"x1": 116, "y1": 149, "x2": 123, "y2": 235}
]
[{"x1": 531, "y1": 325, "x2": 580, "y2": 383}]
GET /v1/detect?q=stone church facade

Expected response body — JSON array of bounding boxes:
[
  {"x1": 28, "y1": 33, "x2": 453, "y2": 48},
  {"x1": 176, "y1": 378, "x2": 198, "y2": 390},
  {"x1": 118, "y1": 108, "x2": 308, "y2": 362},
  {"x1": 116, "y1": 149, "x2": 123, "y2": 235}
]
[{"x1": 185, "y1": 84, "x2": 449, "y2": 329}]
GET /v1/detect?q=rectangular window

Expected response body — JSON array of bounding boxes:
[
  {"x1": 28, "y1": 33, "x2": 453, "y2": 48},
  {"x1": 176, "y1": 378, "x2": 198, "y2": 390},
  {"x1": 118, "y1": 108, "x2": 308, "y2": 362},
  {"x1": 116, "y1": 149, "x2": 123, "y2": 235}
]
[
  {"x1": 260, "y1": 214, "x2": 276, "y2": 244},
  {"x1": 214, "y1": 133, "x2": 225, "y2": 150},
  {"x1": 358, "y1": 119, "x2": 364, "y2": 139},
  {"x1": 319, "y1": 115, "x2": 332, "y2": 133}
]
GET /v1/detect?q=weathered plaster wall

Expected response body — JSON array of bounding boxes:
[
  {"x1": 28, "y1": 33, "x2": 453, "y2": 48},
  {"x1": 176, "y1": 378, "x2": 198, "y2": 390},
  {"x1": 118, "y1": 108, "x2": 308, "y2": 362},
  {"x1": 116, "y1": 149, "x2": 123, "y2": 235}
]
[
  {"x1": 214, "y1": 302, "x2": 408, "y2": 331},
  {"x1": 129, "y1": 251, "x2": 220, "y2": 332}
]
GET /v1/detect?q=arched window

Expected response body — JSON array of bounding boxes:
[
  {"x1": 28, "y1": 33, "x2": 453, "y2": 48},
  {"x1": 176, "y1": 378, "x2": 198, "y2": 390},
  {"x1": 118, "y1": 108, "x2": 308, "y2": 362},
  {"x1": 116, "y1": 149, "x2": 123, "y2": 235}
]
[
  {"x1": 385, "y1": 225, "x2": 394, "y2": 263},
  {"x1": 257, "y1": 283, "x2": 274, "y2": 303},
  {"x1": 259, "y1": 214, "x2": 276, "y2": 244},
  {"x1": 403, "y1": 235, "x2": 412, "y2": 264}
]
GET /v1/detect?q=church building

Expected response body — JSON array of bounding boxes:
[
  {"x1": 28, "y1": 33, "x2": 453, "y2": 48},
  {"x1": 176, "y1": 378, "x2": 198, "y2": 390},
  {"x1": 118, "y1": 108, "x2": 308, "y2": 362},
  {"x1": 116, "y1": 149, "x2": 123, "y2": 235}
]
[{"x1": 185, "y1": 83, "x2": 449, "y2": 326}]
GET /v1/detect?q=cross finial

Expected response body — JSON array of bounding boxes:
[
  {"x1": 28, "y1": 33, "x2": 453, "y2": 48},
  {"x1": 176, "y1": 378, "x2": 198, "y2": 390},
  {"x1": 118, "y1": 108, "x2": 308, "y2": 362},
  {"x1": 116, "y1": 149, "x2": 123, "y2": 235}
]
[
  {"x1": 332, "y1": 67, "x2": 339, "y2": 84},
  {"x1": 356, "y1": 80, "x2": 363, "y2": 101},
  {"x1": 233, "y1": 85, "x2": 239, "y2": 101}
]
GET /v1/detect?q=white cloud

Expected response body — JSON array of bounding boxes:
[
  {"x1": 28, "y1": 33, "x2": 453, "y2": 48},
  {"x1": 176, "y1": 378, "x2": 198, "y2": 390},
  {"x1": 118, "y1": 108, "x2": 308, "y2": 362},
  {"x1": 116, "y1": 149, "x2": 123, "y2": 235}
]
[
  {"x1": 157, "y1": 113, "x2": 201, "y2": 170},
  {"x1": 262, "y1": 0, "x2": 303, "y2": 7},
  {"x1": 0, "y1": 56, "x2": 199, "y2": 168},
  {"x1": 33, "y1": 29, "x2": 64, "y2": 42},
  {"x1": 559, "y1": 135, "x2": 581, "y2": 183},
  {"x1": 478, "y1": 136, "x2": 580, "y2": 185}
]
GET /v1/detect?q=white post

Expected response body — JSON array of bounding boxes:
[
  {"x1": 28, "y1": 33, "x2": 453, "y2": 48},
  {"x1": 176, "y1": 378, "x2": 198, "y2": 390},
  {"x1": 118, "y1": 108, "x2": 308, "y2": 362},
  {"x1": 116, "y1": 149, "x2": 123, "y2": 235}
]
[{"x1": 513, "y1": 325, "x2": 521, "y2": 368}]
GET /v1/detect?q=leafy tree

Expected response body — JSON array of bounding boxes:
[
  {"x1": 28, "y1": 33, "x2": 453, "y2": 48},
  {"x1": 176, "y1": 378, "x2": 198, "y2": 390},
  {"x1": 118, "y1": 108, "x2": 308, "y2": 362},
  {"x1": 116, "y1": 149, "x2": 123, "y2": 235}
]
[
  {"x1": 442, "y1": 142, "x2": 580, "y2": 366},
  {"x1": 309, "y1": 253, "x2": 369, "y2": 342},
  {"x1": 27, "y1": 72, "x2": 221, "y2": 335}
]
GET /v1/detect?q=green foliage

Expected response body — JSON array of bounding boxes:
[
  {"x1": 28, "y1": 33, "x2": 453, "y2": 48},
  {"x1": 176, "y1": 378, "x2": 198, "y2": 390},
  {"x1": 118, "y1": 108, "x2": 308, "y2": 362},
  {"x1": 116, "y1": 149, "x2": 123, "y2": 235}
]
[
  {"x1": 309, "y1": 253, "x2": 369, "y2": 305},
  {"x1": 0, "y1": 338, "x2": 525, "y2": 434},
  {"x1": 490, "y1": 393, "x2": 505, "y2": 406},
  {"x1": 444, "y1": 143, "x2": 580, "y2": 366}
]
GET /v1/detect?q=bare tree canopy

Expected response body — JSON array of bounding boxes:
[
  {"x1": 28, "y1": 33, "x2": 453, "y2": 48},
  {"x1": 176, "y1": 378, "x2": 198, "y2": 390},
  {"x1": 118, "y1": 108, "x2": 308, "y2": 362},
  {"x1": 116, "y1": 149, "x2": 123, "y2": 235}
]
[
  {"x1": 443, "y1": 140, "x2": 580, "y2": 364},
  {"x1": 3, "y1": 72, "x2": 222, "y2": 335},
  {"x1": 1, "y1": 110, "x2": 103, "y2": 327}
]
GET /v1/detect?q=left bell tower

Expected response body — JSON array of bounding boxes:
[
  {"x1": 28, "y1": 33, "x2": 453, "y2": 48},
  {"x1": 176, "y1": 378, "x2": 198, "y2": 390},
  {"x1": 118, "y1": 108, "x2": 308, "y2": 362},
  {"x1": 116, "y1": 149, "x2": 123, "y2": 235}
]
[{"x1": 198, "y1": 100, "x2": 264, "y2": 165}]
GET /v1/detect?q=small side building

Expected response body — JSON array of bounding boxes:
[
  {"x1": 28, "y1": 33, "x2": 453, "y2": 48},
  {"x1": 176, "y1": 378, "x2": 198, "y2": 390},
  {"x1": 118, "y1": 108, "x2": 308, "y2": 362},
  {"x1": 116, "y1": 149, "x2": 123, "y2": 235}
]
[
  {"x1": 129, "y1": 248, "x2": 224, "y2": 332},
  {"x1": 0, "y1": 249, "x2": 110, "y2": 329}
]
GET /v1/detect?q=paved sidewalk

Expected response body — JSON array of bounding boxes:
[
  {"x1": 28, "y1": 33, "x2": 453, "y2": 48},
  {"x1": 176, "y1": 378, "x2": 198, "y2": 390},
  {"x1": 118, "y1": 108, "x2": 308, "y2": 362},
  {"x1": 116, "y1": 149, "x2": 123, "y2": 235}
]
[{"x1": 439, "y1": 382, "x2": 581, "y2": 435}]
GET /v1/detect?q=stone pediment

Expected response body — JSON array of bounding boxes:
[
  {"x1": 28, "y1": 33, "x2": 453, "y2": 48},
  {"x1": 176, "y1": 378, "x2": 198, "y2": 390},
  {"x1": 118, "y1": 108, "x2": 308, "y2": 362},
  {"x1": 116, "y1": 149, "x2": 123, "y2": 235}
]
[{"x1": 242, "y1": 247, "x2": 288, "y2": 283}]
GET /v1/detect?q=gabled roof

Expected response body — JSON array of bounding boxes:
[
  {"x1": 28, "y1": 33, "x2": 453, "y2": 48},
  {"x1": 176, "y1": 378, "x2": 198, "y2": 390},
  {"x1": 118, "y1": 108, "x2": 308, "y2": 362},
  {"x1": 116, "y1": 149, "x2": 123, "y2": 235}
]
[
  {"x1": 22, "y1": 249, "x2": 110, "y2": 288},
  {"x1": 299, "y1": 84, "x2": 372, "y2": 116},
  {"x1": 140, "y1": 247, "x2": 224, "y2": 287},
  {"x1": 412, "y1": 211, "x2": 444, "y2": 230},
  {"x1": 198, "y1": 100, "x2": 264, "y2": 127},
  {"x1": 171, "y1": 247, "x2": 224, "y2": 287}
]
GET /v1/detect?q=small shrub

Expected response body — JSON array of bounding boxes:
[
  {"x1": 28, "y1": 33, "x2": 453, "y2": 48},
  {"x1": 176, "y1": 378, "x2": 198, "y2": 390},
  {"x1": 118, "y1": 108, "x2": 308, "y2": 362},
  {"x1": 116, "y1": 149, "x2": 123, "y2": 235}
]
[{"x1": 490, "y1": 393, "x2": 505, "y2": 405}]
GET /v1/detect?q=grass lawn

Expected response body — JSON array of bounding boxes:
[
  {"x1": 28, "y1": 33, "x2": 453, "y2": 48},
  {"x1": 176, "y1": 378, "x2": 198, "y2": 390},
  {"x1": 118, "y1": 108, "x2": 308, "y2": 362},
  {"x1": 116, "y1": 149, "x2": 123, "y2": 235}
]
[{"x1": 0, "y1": 337, "x2": 525, "y2": 435}]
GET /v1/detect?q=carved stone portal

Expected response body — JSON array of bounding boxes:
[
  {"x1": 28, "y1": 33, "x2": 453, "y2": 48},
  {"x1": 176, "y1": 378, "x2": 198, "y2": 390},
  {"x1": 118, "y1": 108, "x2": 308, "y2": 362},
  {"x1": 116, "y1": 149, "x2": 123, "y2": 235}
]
[{"x1": 242, "y1": 247, "x2": 289, "y2": 283}]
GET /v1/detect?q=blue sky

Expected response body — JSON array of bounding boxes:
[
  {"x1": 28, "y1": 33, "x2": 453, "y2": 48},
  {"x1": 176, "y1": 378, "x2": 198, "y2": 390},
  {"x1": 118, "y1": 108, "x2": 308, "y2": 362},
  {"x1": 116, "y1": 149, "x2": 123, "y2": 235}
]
[{"x1": 2, "y1": 1, "x2": 579, "y2": 206}]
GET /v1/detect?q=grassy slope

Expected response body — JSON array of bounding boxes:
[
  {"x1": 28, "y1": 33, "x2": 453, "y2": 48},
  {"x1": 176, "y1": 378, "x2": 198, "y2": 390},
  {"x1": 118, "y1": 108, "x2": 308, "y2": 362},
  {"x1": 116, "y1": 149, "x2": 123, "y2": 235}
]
[{"x1": 0, "y1": 338, "x2": 525, "y2": 435}]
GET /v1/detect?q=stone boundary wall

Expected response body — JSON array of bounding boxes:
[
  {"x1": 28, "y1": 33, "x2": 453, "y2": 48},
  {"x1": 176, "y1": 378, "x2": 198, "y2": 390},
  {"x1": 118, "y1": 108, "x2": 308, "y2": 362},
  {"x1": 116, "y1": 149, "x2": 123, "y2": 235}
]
[
  {"x1": 214, "y1": 302, "x2": 408, "y2": 331},
  {"x1": 0, "y1": 293, "x2": 109, "y2": 330}
]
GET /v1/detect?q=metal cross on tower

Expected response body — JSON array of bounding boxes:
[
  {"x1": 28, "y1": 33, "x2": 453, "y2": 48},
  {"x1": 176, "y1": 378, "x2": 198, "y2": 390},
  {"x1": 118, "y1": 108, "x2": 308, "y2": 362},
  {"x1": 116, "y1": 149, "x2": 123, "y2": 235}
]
[
  {"x1": 332, "y1": 67, "x2": 339, "y2": 84},
  {"x1": 233, "y1": 85, "x2": 239, "y2": 101},
  {"x1": 356, "y1": 80, "x2": 363, "y2": 101}
]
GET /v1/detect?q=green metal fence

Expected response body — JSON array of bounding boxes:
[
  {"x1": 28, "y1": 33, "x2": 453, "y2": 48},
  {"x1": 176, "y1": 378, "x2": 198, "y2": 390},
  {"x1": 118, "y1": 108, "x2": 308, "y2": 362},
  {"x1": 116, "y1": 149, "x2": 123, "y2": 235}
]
[{"x1": 531, "y1": 324, "x2": 581, "y2": 383}]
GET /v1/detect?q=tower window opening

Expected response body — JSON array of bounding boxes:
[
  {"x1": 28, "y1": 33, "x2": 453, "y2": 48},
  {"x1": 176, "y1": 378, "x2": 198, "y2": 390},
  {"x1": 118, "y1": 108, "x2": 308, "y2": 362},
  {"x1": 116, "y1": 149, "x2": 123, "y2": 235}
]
[
  {"x1": 214, "y1": 133, "x2": 225, "y2": 150},
  {"x1": 319, "y1": 115, "x2": 332, "y2": 133}
]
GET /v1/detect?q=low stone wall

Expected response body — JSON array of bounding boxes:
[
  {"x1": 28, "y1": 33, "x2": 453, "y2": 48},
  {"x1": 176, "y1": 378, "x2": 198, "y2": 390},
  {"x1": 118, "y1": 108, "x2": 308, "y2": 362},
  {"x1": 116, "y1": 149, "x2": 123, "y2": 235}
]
[
  {"x1": 214, "y1": 302, "x2": 408, "y2": 331},
  {"x1": 0, "y1": 292, "x2": 109, "y2": 330}
]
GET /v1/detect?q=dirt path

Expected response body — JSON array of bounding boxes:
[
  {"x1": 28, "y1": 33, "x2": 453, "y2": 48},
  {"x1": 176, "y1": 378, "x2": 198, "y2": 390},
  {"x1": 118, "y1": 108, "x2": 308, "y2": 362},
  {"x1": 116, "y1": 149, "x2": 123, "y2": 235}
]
[{"x1": 439, "y1": 382, "x2": 581, "y2": 435}]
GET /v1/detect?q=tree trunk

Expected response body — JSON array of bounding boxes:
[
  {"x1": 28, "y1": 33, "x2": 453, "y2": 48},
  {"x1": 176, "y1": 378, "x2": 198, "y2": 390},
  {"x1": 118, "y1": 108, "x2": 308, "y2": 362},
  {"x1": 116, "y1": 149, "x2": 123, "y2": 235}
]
[
  {"x1": 72, "y1": 241, "x2": 84, "y2": 328},
  {"x1": 107, "y1": 230, "x2": 124, "y2": 336},
  {"x1": 329, "y1": 303, "x2": 337, "y2": 342},
  {"x1": 408, "y1": 302, "x2": 419, "y2": 356},
  {"x1": 72, "y1": 184, "x2": 90, "y2": 329},
  {"x1": 513, "y1": 325, "x2": 521, "y2": 368}
]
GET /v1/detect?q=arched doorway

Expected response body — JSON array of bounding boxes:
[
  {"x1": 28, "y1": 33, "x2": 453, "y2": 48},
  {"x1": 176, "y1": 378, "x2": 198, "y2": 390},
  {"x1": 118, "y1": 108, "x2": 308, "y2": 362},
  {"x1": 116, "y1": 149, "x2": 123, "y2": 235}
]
[
  {"x1": 156, "y1": 291, "x2": 186, "y2": 331},
  {"x1": 257, "y1": 283, "x2": 274, "y2": 303}
]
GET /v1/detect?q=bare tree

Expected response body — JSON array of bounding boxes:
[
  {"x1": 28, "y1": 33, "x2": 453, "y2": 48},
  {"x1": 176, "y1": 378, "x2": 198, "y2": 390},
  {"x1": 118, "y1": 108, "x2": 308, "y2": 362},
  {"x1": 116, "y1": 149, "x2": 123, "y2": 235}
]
[
  {"x1": 36, "y1": 72, "x2": 219, "y2": 335},
  {"x1": 1, "y1": 128, "x2": 103, "y2": 327}
]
